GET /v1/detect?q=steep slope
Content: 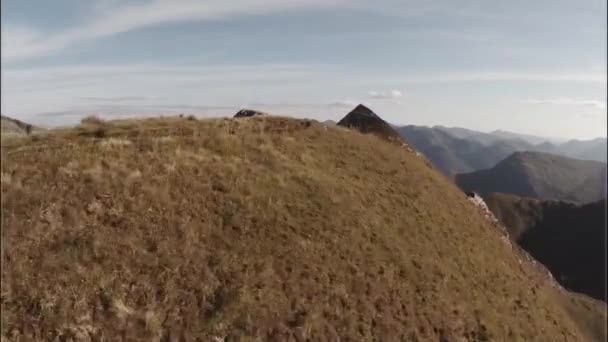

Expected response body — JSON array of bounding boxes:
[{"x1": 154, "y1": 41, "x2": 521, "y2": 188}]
[
  {"x1": 484, "y1": 193, "x2": 606, "y2": 302},
  {"x1": 1, "y1": 114, "x2": 39, "y2": 136},
  {"x1": 337, "y1": 104, "x2": 405, "y2": 143},
  {"x1": 455, "y1": 151, "x2": 606, "y2": 204},
  {"x1": 0, "y1": 116, "x2": 603, "y2": 340},
  {"x1": 395, "y1": 126, "x2": 477, "y2": 176}
]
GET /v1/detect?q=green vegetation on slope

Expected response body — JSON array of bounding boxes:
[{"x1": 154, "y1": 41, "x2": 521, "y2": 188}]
[{"x1": 0, "y1": 116, "x2": 602, "y2": 340}]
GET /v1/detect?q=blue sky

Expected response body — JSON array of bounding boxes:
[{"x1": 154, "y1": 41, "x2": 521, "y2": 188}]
[{"x1": 1, "y1": 0, "x2": 606, "y2": 139}]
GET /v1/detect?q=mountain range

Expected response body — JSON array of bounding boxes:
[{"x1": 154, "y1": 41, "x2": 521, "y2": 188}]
[
  {"x1": 455, "y1": 151, "x2": 606, "y2": 204},
  {"x1": 396, "y1": 125, "x2": 607, "y2": 178}
]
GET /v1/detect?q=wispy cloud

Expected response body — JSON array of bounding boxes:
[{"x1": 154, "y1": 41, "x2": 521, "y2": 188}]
[
  {"x1": 378, "y1": 72, "x2": 607, "y2": 84},
  {"x1": 523, "y1": 98, "x2": 607, "y2": 109},
  {"x1": 81, "y1": 96, "x2": 163, "y2": 102},
  {"x1": 0, "y1": 62, "x2": 341, "y2": 119},
  {"x1": 1, "y1": 0, "x2": 347, "y2": 62},
  {"x1": 2, "y1": 63, "x2": 334, "y2": 93},
  {"x1": 328, "y1": 100, "x2": 358, "y2": 108},
  {"x1": 369, "y1": 89, "x2": 403, "y2": 99}
]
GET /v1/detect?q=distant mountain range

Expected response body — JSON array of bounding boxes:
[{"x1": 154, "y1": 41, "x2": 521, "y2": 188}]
[
  {"x1": 484, "y1": 193, "x2": 606, "y2": 302},
  {"x1": 396, "y1": 125, "x2": 606, "y2": 178},
  {"x1": 455, "y1": 151, "x2": 606, "y2": 204},
  {"x1": 488, "y1": 129, "x2": 567, "y2": 145}
]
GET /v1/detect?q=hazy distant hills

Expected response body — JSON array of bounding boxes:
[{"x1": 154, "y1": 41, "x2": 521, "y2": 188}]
[
  {"x1": 489, "y1": 129, "x2": 565, "y2": 145},
  {"x1": 397, "y1": 125, "x2": 538, "y2": 177},
  {"x1": 484, "y1": 193, "x2": 606, "y2": 302},
  {"x1": 396, "y1": 125, "x2": 607, "y2": 177},
  {"x1": 455, "y1": 151, "x2": 606, "y2": 204}
]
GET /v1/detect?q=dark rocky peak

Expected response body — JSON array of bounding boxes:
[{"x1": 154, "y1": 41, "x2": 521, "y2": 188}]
[
  {"x1": 234, "y1": 109, "x2": 269, "y2": 118},
  {"x1": 337, "y1": 104, "x2": 404, "y2": 143}
]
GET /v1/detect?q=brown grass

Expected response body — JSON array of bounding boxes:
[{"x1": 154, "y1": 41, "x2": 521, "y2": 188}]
[{"x1": 0, "y1": 116, "x2": 604, "y2": 341}]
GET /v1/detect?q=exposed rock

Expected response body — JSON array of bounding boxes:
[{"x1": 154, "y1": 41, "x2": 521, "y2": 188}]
[
  {"x1": 337, "y1": 104, "x2": 405, "y2": 144},
  {"x1": 234, "y1": 109, "x2": 269, "y2": 118}
]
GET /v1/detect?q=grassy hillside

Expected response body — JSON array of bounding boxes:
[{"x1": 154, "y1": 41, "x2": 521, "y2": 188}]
[
  {"x1": 455, "y1": 151, "x2": 606, "y2": 204},
  {"x1": 1, "y1": 116, "x2": 604, "y2": 340},
  {"x1": 484, "y1": 193, "x2": 606, "y2": 302}
]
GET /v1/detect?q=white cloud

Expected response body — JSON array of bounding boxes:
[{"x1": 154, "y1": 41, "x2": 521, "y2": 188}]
[
  {"x1": 1, "y1": 0, "x2": 348, "y2": 62},
  {"x1": 369, "y1": 89, "x2": 403, "y2": 99},
  {"x1": 396, "y1": 72, "x2": 607, "y2": 84},
  {"x1": 523, "y1": 98, "x2": 607, "y2": 110},
  {"x1": 81, "y1": 96, "x2": 162, "y2": 102},
  {"x1": 2, "y1": 63, "x2": 333, "y2": 93},
  {"x1": 0, "y1": 63, "x2": 339, "y2": 118},
  {"x1": 328, "y1": 100, "x2": 358, "y2": 108}
]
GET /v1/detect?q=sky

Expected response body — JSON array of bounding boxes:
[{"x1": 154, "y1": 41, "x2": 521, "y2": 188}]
[{"x1": 1, "y1": 0, "x2": 606, "y2": 139}]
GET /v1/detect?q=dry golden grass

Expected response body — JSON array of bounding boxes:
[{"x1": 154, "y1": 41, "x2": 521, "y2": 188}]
[{"x1": 1, "y1": 115, "x2": 605, "y2": 341}]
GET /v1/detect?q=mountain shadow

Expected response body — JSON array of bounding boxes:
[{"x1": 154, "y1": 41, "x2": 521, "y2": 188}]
[{"x1": 484, "y1": 193, "x2": 607, "y2": 302}]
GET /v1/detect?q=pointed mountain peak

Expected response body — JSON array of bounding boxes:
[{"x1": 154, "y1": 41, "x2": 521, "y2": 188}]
[
  {"x1": 348, "y1": 104, "x2": 378, "y2": 118},
  {"x1": 337, "y1": 105, "x2": 404, "y2": 143}
]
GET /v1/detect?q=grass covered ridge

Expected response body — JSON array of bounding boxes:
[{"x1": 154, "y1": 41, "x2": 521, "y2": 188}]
[{"x1": 1, "y1": 116, "x2": 603, "y2": 341}]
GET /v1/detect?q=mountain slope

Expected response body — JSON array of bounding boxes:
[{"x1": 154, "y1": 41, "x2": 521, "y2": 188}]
[
  {"x1": 397, "y1": 125, "x2": 536, "y2": 178},
  {"x1": 397, "y1": 126, "x2": 606, "y2": 177},
  {"x1": 455, "y1": 151, "x2": 606, "y2": 204},
  {"x1": 483, "y1": 193, "x2": 606, "y2": 302},
  {"x1": 490, "y1": 130, "x2": 556, "y2": 145},
  {"x1": 1, "y1": 114, "x2": 40, "y2": 136},
  {"x1": 0, "y1": 116, "x2": 602, "y2": 340},
  {"x1": 558, "y1": 138, "x2": 608, "y2": 163},
  {"x1": 338, "y1": 104, "x2": 405, "y2": 143}
]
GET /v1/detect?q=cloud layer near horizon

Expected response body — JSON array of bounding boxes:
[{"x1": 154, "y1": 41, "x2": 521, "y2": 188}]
[{"x1": 1, "y1": 0, "x2": 606, "y2": 139}]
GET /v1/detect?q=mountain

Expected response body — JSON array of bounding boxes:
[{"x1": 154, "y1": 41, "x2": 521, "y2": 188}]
[
  {"x1": 490, "y1": 130, "x2": 558, "y2": 145},
  {"x1": 455, "y1": 151, "x2": 606, "y2": 204},
  {"x1": 1, "y1": 114, "x2": 40, "y2": 136},
  {"x1": 1, "y1": 114, "x2": 604, "y2": 340},
  {"x1": 396, "y1": 125, "x2": 535, "y2": 177},
  {"x1": 558, "y1": 138, "x2": 608, "y2": 163},
  {"x1": 396, "y1": 126, "x2": 606, "y2": 177},
  {"x1": 434, "y1": 126, "x2": 533, "y2": 147},
  {"x1": 483, "y1": 193, "x2": 606, "y2": 302},
  {"x1": 337, "y1": 104, "x2": 405, "y2": 143}
]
